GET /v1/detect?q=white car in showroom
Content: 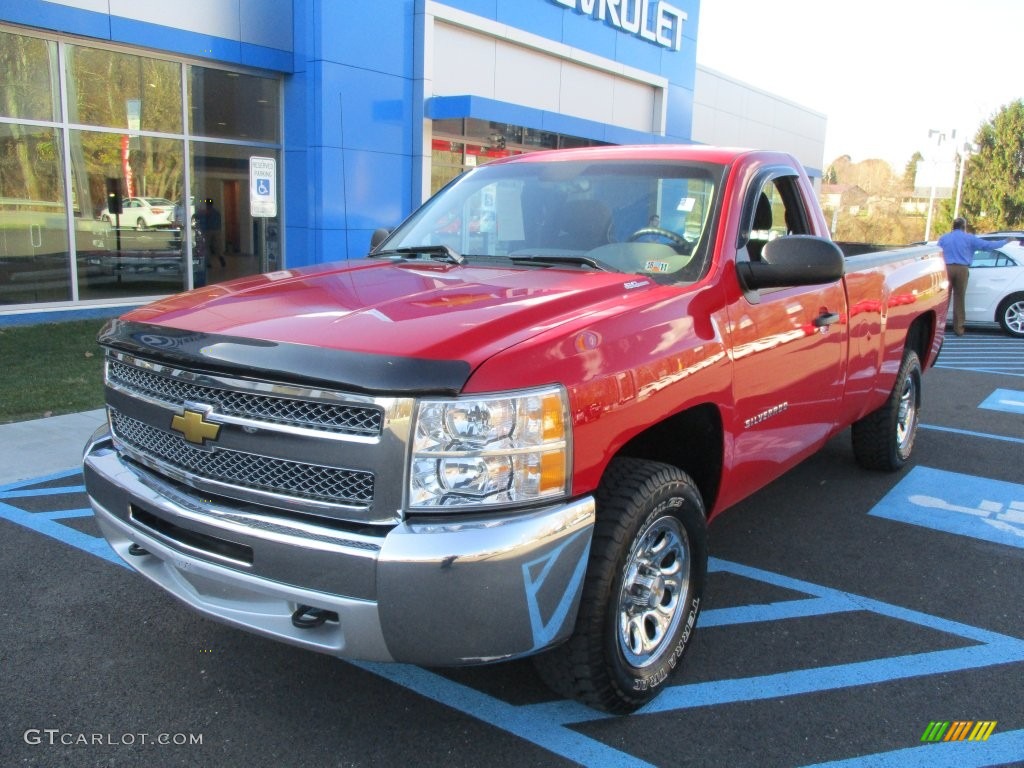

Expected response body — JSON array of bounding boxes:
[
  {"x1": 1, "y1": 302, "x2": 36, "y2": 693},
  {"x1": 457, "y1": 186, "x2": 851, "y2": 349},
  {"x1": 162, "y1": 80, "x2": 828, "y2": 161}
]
[{"x1": 966, "y1": 240, "x2": 1024, "y2": 337}]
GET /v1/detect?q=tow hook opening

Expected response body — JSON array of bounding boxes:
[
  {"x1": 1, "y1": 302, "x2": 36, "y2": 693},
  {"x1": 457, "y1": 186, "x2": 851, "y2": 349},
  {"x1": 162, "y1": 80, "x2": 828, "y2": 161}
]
[
  {"x1": 128, "y1": 543, "x2": 149, "y2": 557},
  {"x1": 291, "y1": 605, "x2": 339, "y2": 629}
]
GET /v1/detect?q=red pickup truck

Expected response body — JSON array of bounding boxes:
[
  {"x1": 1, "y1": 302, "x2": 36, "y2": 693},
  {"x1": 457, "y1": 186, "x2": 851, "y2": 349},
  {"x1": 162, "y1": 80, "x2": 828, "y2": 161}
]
[{"x1": 84, "y1": 145, "x2": 949, "y2": 713}]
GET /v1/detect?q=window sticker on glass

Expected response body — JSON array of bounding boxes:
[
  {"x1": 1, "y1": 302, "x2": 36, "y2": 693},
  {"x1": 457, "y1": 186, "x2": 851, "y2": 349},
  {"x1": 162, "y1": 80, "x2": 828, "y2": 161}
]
[
  {"x1": 676, "y1": 197, "x2": 696, "y2": 212},
  {"x1": 644, "y1": 260, "x2": 671, "y2": 273}
]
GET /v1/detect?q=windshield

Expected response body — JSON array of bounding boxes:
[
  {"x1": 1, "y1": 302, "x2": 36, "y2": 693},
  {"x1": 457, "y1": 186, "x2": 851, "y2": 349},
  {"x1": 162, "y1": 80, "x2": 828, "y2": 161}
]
[{"x1": 381, "y1": 158, "x2": 724, "y2": 282}]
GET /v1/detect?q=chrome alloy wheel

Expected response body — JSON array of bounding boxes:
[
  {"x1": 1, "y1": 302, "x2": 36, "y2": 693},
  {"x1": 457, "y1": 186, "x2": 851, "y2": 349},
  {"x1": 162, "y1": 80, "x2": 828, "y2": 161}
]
[
  {"x1": 1003, "y1": 297, "x2": 1024, "y2": 336},
  {"x1": 895, "y1": 368, "x2": 919, "y2": 456},
  {"x1": 618, "y1": 514, "x2": 690, "y2": 668}
]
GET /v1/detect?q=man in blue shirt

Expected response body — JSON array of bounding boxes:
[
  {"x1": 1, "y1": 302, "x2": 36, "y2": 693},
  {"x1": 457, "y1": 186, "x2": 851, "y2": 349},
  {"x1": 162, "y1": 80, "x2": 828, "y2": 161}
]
[{"x1": 937, "y1": 218, "x2": 1012, "y2": 336}]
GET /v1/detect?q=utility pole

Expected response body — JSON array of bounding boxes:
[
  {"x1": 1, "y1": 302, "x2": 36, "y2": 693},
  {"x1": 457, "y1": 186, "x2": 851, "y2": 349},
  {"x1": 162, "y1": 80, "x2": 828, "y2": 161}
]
[
  {"x1": 953, "y1": 142, "x2": 976, "y2": 221},
  {"x1": 923, "y1": 129, "x2": 946, "y2": 242}
]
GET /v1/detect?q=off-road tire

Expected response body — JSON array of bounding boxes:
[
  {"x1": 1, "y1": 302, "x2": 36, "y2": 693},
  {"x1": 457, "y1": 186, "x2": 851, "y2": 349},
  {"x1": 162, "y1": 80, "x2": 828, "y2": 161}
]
[
  {"x1": 532, "y1": 457, "x2": 707, "y2": 714},
  {"x1": 852, "y1": 348, "x2": 922, "y2": 471}
]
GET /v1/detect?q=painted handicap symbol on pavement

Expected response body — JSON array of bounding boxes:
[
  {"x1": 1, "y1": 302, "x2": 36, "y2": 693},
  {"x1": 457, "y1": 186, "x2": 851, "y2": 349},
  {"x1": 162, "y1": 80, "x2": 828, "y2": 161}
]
[
  {"x1": 870, "y1": 466, "x2": 1024, "y2": 548},
  {"x1": 979, "y1": 388, "x2": 1024, "y2": 416}
]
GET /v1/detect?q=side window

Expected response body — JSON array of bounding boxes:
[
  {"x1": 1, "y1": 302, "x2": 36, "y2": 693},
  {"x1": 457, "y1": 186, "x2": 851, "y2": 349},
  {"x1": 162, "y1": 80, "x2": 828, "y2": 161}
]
[
  {"x1": 741, "y1": 173, "x2": 812, "y2": 263},
  {"x1": 972, "y1": 250, "x2": 999, "y2": 268}
]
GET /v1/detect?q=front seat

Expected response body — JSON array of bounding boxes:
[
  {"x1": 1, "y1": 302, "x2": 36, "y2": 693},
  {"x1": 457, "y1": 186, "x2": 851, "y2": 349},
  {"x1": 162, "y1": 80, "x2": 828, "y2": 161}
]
[{"x1": 558, "y1": 199, "x2": 613, "y2": 250}]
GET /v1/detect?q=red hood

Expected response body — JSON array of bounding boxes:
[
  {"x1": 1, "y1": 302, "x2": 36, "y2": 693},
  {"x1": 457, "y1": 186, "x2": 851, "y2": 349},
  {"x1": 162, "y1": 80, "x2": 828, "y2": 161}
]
[{"x1": 123, "y1": 258, "x2": 657, "y2": 370}]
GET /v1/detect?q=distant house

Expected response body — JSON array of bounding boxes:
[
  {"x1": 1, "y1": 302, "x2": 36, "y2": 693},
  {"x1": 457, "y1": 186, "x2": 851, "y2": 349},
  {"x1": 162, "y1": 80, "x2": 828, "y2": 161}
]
[{"x1": 820, "y1": 184, "x2": 868, "y2": 215}]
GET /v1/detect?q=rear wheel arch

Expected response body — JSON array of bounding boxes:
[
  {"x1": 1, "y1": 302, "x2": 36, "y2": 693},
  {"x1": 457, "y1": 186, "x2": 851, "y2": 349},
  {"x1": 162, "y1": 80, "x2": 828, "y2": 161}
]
[{"x1": 905, "y1": 311, "x2": 935, "y2": 367}]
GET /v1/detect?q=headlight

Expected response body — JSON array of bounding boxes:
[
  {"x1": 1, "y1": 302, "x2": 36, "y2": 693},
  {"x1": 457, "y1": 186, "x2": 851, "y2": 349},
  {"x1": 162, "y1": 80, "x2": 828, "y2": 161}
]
[{"x1": 409, "y1": 386, "x2": 570, "y2": 509}]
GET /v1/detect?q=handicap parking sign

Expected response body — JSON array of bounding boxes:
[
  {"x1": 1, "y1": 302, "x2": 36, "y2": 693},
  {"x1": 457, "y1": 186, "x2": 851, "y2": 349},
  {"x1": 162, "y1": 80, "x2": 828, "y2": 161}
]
[{"x1": 249, "y1": 156, "x2": 277, "y2": 217}]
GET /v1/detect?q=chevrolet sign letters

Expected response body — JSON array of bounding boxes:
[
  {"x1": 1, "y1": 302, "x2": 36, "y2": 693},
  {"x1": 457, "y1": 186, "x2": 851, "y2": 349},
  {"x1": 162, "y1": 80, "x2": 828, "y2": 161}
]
[{"x1": 552, "y1": 0, "x2": 687, "y2": 51}]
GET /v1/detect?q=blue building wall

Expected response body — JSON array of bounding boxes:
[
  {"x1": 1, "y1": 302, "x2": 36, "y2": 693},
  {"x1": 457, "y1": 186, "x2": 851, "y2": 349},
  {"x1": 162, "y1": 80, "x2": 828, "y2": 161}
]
[{"x1": 288, "y1": 0, "x2": 701, "y2": 265}]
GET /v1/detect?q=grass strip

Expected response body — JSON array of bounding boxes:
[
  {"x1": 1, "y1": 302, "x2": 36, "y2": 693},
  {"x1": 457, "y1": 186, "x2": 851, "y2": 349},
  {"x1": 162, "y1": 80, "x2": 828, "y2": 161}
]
[{"x1": 0, "y1": 319, "x2": 108, "y2": 423}]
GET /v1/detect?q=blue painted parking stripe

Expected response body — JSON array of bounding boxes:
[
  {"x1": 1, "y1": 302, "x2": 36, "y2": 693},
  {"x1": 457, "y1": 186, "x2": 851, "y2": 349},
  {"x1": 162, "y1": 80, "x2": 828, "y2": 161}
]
[
  {"x1": 700, "y1": 594, "x2": 860, "y2": 627},
  {"x1": 919, "y1": 423, "x2": 1024, "y2": 445},
  {"x1": 627, "y1": 642, "x2": 1024, "y2": 716},
  {"x1": 0, "y1": 485, "x2": 87, "y2": 499},
  {"x1": 870, "y1": 466, "x2": 1024, "y2": 550},
  {"x1": 0, "y1": 499, "x2": 126, "y2": 568},
  {"x1": 40, "y1": 508, "x2": 94, "y2": 520},
  {"x1": 0, "y1": 467, "x2": 81, "y2": 492},
  {"x1": 3, "y1": 470, "x2": 1022, "y2": 767},
  {"x1": 709, "y1": 558, "x2": 1014, "y2": 645},
  {"x1": 353, "y1": 661, "x2": 656, "y2": 768},
  {"x1": 0, "y1": 473, "x2": 124, "y2": 568},
  {"x1": 979, "y1": 388, "x2": 1024, "y2": 415},
  {"x1": 800, "y1": 728, "x2": 1024, "y2": 768}
]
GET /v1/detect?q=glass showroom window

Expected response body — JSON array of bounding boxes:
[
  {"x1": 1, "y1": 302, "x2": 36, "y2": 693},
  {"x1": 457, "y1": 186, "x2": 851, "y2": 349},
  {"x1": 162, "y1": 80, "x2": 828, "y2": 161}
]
[
  {"x1": 70, "y1": 130, "x2": 191, "y2": 300},
  {"x1": 189, "y1": 65, "x2": 282, "y2": 280},
  {"x1": 190, "y1": 141, "x2": 282, "y2": 279},
  {"x1": 0, "y1": 29, "x2": 59, "y2": 122},
  {"x1": 0, "y1": 31, "x2": 66, "y2": 304},
  {"x1": 0, "y1": 24, "x2": 283, "y2": 309},
  {"x1": 66, "y1": 44, "x2": 182, "y2": 133},
  {"x1": 0, "y1": 124, "x2": 71, "y2": 304}
]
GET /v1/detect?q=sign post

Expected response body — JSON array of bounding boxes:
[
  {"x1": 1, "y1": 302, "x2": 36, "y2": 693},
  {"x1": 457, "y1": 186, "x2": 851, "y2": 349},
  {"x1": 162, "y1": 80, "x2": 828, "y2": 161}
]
[{"x1": 250, "y1": 156, "x2": 277, "y2": 273}]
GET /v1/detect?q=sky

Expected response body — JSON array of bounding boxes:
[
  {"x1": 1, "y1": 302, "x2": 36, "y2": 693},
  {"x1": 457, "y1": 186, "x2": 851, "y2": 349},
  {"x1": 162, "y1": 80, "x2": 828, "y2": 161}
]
[{"x1": 694, "y1": 0, "x2": 1024, "y2": 170}]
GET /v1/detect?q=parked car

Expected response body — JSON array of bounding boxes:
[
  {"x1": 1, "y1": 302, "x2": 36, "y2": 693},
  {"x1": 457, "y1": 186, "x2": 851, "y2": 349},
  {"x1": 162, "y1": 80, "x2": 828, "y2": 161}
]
[
  {"x1": 966, "y1": 242, "x2": 1024, "y2": 337},
  {"x1": 100, "y1": 197, "x2": 175, "y2": 229},
  {"x1": 978, "y1": 231, "x2": 1024, "y2": 243}
]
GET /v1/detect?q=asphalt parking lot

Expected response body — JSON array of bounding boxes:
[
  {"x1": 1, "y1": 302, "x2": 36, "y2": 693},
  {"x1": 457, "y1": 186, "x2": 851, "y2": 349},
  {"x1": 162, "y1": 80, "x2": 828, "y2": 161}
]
[{"x1": 1, "y1": 329, "x2": 1022, "y2": 768}]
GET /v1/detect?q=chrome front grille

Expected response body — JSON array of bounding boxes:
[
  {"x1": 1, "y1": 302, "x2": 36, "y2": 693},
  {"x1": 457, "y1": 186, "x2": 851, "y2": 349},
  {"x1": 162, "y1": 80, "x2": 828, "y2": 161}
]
[
  {"x1": 108, "y1": 358, "x2": 382, "y2": 436},
  {"x1": 112, "y1": 411, "x2": 375, "y2": 506},
  {"x1": 103, "y1": 351, "x2": 413, "y2": 525}
]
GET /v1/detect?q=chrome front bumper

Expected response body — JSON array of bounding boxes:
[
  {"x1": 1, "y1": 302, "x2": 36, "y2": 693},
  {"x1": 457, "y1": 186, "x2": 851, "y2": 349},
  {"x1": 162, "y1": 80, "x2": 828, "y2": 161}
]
[{"x1": 83, "y1": 427, "x2": 595, "y2": 665}]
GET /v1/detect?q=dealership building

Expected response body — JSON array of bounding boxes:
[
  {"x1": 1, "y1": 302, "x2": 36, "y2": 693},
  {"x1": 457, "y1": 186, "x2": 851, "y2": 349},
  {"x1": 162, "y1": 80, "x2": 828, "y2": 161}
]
[{"x1": 0, "y1": 0, "x2": 825, "y2": 317}]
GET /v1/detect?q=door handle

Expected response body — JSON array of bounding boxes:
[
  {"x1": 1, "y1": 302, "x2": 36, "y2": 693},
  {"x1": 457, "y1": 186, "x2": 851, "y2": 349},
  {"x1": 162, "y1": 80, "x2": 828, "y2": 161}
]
[{"x1": 814, "y1": 311, "x2": 840, "y2": 328}]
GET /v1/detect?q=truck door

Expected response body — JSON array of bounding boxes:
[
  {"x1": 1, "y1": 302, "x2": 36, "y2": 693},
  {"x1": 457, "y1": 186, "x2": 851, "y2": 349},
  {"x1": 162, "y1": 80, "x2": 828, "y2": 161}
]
[{"x1": 724, "y1": 171, "x2": 847, "y2": 501}]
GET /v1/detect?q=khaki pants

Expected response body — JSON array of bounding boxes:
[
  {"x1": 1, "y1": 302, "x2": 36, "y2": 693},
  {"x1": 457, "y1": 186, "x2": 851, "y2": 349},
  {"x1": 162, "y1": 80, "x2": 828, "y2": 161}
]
[{"x1": 947, "y1": 263, "x2": 969, "y2": 336}]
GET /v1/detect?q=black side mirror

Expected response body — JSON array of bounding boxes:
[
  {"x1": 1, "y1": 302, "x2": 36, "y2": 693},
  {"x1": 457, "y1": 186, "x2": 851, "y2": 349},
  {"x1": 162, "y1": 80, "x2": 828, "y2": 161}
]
[
  {"x1": 370, "y1": 228, "x2": 391, "y2": 251},
  {"x1": 737, "y1": 235, "x2": 844, "y2": 292}
]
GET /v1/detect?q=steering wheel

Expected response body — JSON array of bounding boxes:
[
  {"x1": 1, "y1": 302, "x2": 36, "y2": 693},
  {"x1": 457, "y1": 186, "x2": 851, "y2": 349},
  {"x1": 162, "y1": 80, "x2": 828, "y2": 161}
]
[{"x1": 628, "y1": 227, "x2": 692, "y2": 252}]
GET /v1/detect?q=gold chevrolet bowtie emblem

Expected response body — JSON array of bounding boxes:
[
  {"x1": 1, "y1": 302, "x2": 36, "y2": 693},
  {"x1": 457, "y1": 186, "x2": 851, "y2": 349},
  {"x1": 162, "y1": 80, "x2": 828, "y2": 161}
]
[{"x1": 171, "y1": 409, "x2": 221, "y2": 445}]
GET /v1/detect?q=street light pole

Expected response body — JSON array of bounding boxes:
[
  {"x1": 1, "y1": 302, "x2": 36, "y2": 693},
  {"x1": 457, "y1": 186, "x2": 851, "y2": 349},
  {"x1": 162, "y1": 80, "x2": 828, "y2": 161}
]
[
  {"x1": 953, "y1": 142, "x2": 976, "y2": 221},
  {"x1": 924, "y1": 129, "x2": 946, "y2": 242}
]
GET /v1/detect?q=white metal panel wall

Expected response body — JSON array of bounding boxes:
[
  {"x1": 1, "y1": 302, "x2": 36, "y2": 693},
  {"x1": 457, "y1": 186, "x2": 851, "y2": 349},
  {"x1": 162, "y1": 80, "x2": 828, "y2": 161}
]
[
  {"x1": 433, "y1": 22, "x2": 658, "y2": 134},
  {"x1": 691, "y1": 65, "x2": 826, "y2": 173},
  {"x1": 42, "y1": 0, "x2": 291, "y2": 50}
]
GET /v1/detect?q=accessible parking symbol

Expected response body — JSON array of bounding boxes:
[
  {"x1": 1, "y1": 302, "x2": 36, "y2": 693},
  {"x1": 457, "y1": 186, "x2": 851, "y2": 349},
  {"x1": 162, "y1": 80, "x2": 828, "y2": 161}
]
[{"x1": 870, "y1": 466, "x2": 1024, "y2": 548}]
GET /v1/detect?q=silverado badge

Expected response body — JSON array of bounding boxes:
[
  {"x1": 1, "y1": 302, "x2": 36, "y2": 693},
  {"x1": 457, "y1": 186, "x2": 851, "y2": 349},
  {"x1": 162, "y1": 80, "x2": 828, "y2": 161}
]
[{"x1": 171, "y1": 409, "x2": 221, "y2": 446}]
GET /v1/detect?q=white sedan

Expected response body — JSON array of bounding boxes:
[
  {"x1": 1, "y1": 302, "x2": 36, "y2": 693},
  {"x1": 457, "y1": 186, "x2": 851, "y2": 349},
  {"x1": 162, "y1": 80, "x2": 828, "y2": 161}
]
[
  {"x1": 100, "y1": 197, "x2": 175, "y2": 229},
  {"x1": 965, "y1": 242, "x2": 1024, "y2": 337}
]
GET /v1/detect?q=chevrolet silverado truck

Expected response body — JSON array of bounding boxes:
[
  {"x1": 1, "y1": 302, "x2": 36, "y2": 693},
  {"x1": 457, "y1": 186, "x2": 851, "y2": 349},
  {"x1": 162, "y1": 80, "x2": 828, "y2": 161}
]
[{"x1": 84, "y1": 145, "x2": 949, "y2": 713}]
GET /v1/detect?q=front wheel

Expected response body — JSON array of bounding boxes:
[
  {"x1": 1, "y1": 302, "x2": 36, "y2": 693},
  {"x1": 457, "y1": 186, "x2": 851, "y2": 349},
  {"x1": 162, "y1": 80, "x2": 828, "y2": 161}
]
[
  {"x1": 997, "y1": 293, "x2": 1024, "y2": 338},
  {"x1": 533, "y1": 458, "x2": 707, "y2": 714},
  {"x1": 852, "y1": 348, "x2": 922, "y2": 471}
]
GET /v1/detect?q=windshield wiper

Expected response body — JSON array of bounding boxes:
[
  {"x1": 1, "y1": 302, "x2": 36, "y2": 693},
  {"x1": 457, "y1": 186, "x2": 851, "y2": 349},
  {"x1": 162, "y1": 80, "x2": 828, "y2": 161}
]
[
  {"x1": 508, "y1": 253, "x2": 616, "y2": 272},
  {"x1": 371, "y1": 245, "x2": 465, "y2": 265}
]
